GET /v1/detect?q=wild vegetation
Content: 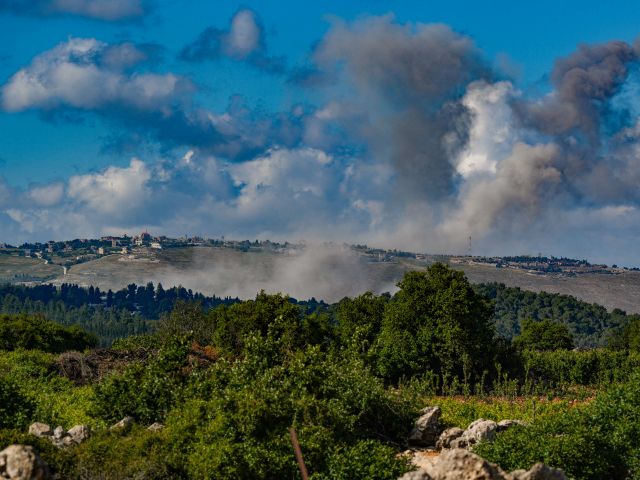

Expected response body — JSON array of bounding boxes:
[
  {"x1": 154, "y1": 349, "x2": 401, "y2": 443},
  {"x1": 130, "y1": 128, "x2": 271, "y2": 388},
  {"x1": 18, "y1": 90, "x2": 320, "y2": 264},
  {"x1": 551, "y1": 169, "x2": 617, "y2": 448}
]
[{"x1": 1, "y1": 264, "x2": 639, "y2": 478}]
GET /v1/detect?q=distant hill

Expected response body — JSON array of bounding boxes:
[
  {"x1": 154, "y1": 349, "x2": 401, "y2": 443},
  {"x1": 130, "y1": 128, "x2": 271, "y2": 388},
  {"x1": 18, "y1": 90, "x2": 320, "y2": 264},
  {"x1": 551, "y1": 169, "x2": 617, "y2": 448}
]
[{"x1": 2, "y1": 243, "x2": 640, "y2": 314}]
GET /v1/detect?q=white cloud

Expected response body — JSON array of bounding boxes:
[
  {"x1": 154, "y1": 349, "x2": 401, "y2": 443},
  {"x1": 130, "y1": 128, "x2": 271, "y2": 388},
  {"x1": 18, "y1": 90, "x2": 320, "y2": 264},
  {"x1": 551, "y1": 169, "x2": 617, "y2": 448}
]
[
  {"x1": 28, "y1": 182, "x2": 64, "y2": 206},
  {"x1": 1, "y1": 38, "x2": 191, "y2": 112},
  {"x1": 0, "y1": 0, "x2": 146, "y2": 20},
  {"x1": 226, "y1": 9, "x2": 261, "y2": 58},
  {"x1": 67, "y1": 158, "x2": 151, "y2": 216},
  {"x1": 51, "y1": 0, "x2": 144, "y2": 20}
]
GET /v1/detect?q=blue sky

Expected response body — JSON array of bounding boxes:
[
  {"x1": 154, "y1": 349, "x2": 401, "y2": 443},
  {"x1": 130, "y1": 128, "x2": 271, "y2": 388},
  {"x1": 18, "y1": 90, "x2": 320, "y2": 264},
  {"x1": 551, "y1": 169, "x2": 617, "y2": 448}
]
[{"x1": 1, "y1": 0, "x2": 640, "y2": 264}]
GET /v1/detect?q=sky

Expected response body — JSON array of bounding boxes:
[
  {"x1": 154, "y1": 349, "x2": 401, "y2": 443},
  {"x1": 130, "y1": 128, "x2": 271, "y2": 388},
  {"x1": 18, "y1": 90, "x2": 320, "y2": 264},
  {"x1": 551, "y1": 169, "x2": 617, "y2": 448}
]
[{"x1": 1, "y1": 0, "x2": 640, "y2": 265}]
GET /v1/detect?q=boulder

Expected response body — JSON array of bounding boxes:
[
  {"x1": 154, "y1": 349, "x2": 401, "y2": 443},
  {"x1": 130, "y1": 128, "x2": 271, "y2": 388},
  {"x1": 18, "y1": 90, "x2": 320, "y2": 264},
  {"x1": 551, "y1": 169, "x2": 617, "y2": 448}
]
[
  {"x1": 51, "y1": 427, "x2": 65, "y2": 441},
  {"x1": 396, "y1": 450, "x2": 568, "y2": 480},
  {"x1": 451, "y1": 419, "x2": 497, "y2": 449},
  {"x1": 408, "y1": 407, "x2": 442, "y2": 447},
  {"x1": 67, "y1": 425, "x2": 91, "y2": 444},
  {"x1": 497, "y1": 420, "x2": 526, "y2": 433},
  {"x1": 423, "y1": 448, "x2": 508, "y2": 480},
  {"x1": 399, "y1": 470, "x2": 433, "y2": 480},
  {"x1": 27, "y1": 424, "x2": 51, "y2": 439},
  {"x1": 110, "y1": 416, "x2": 134, "y2": 431},
  {"x1": 510, "y1": 463, "x2": 567, "y2": 480},
  {"x1": 0, "y1": 445, "x2": 50, "y2": 480},
  {"x1": 147, "y1": 423, "x2": 164, "y2": 432},
  {"x1": 436, "y1": 427, "x2": 464, "y2": 450}
]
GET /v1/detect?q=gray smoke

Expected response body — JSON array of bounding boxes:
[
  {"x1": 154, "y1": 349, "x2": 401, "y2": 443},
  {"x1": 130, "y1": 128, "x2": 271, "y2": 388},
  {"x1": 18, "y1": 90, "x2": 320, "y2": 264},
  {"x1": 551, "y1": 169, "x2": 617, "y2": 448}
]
[
  {"x1": 518, "y1": 41, "x2": 639, "y2": 139},
  {"x1": 311, "y1": 16, "x2": 490, "y2": 201}
]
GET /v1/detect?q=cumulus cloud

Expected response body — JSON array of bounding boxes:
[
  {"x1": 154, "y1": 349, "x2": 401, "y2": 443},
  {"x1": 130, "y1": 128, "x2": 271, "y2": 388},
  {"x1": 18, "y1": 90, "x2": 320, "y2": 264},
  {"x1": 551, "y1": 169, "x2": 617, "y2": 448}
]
[
  {"x1": 180, "y1": 8, "x2": 286, "y2": 74},
  {"x1": 1, "y1": 37, "x2": 302, "y2": 159},
  {"x1": 1, "y1": 38, "x2": 190, "y2": 112},
  {"x1": 0, "y1": 0, "x2": 147, "y2": 21}
]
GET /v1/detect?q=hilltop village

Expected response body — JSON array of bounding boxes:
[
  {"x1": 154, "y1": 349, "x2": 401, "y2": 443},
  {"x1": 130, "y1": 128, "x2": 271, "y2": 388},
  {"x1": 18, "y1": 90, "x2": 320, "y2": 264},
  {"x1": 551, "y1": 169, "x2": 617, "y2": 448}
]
[{"x1": 0, "y1": 233, "x2": 635, "y2": 279}]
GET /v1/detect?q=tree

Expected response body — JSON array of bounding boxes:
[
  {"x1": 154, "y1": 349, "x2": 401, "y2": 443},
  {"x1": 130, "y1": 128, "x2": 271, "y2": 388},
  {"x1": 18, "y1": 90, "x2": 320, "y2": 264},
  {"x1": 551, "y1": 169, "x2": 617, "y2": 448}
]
[
  {"x1": 513, "y1": 319, "x2": 574, "y2": 351},
  {"x1": 374, "y1": 264, "x2": 495, "y2": 384}
]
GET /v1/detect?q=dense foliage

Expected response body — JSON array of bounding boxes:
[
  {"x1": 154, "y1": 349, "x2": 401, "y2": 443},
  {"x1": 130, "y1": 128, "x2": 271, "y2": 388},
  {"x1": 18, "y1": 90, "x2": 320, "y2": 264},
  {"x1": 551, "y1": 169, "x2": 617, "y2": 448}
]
[
  {"x1": 0, "y1": 313, "x2": 97, "y2": 352},
  {"x1": 475, "y1": 282, "x2": 632, "y2": 347},
  {"x1": 1, "y1": 264, "x2": 640, "y2": 479},
  {"x1": 477, "y1": 372, "x2": 640, "y2": 479},
  {"x1": 513, "y1": 319, "x2": 574, "y2": 352}
]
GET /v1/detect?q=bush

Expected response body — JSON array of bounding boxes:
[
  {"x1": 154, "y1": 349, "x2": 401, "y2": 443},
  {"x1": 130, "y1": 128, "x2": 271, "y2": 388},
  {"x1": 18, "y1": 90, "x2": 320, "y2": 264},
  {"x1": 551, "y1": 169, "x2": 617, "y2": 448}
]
[
  {"x1": 0, "y1": 377, "x2": 34, "y2": 428},
  {"x1": 513, "y1": 319, "x2": 574, "y2": 352},
  {"x1": 69, "y1": 427, "x2": 177, "y2": 480},
  {"x1": 161, "y1": 330, "x2": 417, "y2": 479},
  {"x1": 92, "y1": 337, "x2": 191, "y2": 424},
  {"x1": 0, "y1": 313, "x2": 97, "y2": 353},
  {"x1": 476, "y1": 372, "x2": 640, "y2": 479}
]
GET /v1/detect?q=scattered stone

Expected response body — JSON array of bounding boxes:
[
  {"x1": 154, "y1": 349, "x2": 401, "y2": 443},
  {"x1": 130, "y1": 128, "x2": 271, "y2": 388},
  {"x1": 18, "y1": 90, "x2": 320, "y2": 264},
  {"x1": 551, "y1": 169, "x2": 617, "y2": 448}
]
[
  {"x1": 147, "y1": 423, "x2": 164, "y2": 432},
  {"x1": 435, "y1": 427, "x2": 464, "y2": 450},
  {"x1": 0, "y1": 445, "x2": 50, "y2": 480},
  {"x1": 408, "y1": 406, "x2": 442, "y2": 447},
  {"x1": 27, "y1": 424, "x2": 51, "y2": 439},
  {"x1": 67, "y1": 425, "x2": 91, "y2": 444},
  {"x1": 397, "y1": 450, "x2": 568, "y2": 480},
  {"x1": 450, "y1": 419, "x2": 497, "y2": 449},
  {"x1": 511, "y1": 463, "x2": 567, "y2": 480},
  {"x1": 52, "y1": 427, "x2": 65, "y2": 441},
  {"x1": 497, "y1": 420, "x2": 526, "y2": 432},
  {"x1": 110, "y1": 416, "x2": 134, "y2": 431},
  {"x1": 423, "y1": 448, "x2": 507, "y2": 480},
  {"x1": 399, "y1": 469, "x2": 433, "y2": 480}
]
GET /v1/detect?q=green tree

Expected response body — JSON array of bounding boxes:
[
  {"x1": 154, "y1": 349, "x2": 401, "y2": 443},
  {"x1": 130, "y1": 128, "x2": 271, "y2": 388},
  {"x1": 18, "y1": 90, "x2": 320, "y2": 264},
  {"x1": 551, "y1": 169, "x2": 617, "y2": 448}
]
[
  {"x1": 513, "y1": 319, "x2": 574, "y2": 352},
  {"x1": 374, "y1": 264, "x2": 495, "y2": 384}
]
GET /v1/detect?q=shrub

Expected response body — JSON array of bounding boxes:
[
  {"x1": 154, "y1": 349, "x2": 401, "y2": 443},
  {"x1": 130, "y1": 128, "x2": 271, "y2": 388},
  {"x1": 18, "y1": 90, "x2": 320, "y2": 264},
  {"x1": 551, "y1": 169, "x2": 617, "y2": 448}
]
[
  {"x1": 92, "y1": 337, "x2": 191, "y2": 424},
  {"x1": 0, "y1": 313, "x2": 97, "y2": 353},
  {"x1": 70, "y1": 427, "x2": 177, "y2": 480},
  {"x1": 476, "y1": 372, "x2": 640, "y2": 479},
  {"x1": 513, "y1": 319, "x2": 574, "y2": 352},
  {"x1": 162, "y1": 331, "x2": 417, "y2": 479},
  {"x1": 0, "y1": 377, "x2": 34, "y2": 428}
]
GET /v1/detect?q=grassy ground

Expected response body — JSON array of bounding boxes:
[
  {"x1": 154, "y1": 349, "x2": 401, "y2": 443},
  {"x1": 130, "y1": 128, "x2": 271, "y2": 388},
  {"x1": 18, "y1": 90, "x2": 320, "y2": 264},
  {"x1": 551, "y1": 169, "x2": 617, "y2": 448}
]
[
  {"x1": 426, "y1": 395, "x2": 590, "y2": 429},
  {"x1": 0, "y1": 253, "x2": 62, "y2": 283}
]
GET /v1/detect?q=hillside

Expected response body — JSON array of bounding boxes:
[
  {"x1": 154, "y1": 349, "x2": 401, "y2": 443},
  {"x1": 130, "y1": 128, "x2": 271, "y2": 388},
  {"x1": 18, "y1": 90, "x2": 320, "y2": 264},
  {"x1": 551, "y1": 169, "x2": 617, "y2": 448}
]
[{"x1": 2, "y1": 245, "x2": 640, "y2": 313}]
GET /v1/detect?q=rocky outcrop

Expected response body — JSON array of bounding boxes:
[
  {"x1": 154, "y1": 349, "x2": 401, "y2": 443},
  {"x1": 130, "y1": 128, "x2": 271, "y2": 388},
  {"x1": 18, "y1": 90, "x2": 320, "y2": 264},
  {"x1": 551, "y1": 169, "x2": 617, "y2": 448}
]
[
  {"x1": 399, "y1": 449, "x2": 567, "y2": 480},
  {"x1": 0, "y1": 445, "x2": 50, "y2": 480},
  {"x1": 408, "y1": 407, "x2": 442, "y2": 447},
  {"x1": 27, "y1": 423, "x2": 90, "y2": 448}
]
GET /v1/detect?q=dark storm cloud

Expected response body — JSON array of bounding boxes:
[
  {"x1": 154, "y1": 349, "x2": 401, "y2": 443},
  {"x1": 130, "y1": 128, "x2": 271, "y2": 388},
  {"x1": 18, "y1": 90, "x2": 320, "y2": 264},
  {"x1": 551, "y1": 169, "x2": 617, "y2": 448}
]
[{"x1": 179, "y1": 8, "x2": 286, "y2": 74}]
